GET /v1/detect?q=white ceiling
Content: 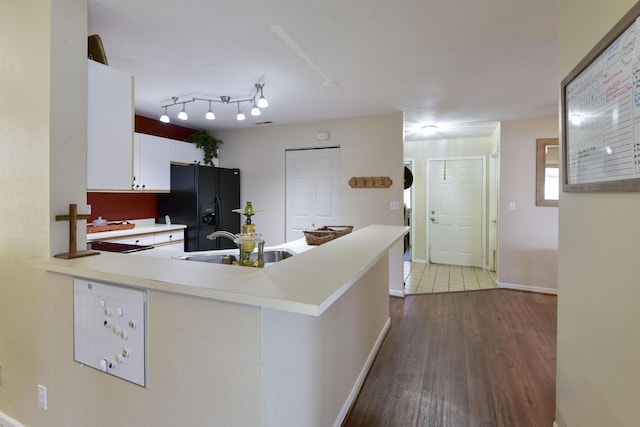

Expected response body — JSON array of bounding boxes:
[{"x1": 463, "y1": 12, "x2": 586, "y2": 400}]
[{"x1": 88, "y1": 0, "x2": 559, "y2": 141}]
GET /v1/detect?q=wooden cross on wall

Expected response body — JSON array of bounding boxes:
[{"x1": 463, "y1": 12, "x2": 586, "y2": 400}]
[{"x1": 54, "y1": 203, "x2": 100, "y2": 259}]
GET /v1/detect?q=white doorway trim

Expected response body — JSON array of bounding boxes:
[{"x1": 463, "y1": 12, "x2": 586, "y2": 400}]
[
  {"x1": 426, "y1": 156, "x2": 487, "y2": 268},
  {"x1": 488, "y1": 148, "x2": 499, "y2": 271},
  {"x1": 404, "y1": 158, "x2": 415, "y2": 261}
]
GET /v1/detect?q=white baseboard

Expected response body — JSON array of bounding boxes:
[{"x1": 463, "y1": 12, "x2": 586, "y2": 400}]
[
  {"x1": 498, "y1": 282, "x2": 558, "y2": 295},
  {"x1": 389, "y1": 289, "x2": 405, "y2": 298},
  {"x1": 0, "y1": 412, "x2": 25, "y2": 427},
  {"x1": 333, "y1": 317, "x2": 392, "y2": 427}
]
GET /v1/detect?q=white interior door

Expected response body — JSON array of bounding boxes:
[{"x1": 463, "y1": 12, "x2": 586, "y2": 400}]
[
  {"x1": 428, "y1": 158, "x2": 484, "y2": 267},
  {"x1": 286, "y1": 148, "x2": 340, "y2": 241}
]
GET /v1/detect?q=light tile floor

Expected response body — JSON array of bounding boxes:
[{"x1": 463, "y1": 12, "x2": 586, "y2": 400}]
[{"x1": 404, "y1": 261, "x2": 497, "y2": 294}]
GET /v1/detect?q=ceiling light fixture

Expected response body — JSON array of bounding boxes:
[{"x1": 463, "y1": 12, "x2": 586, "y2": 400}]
[
  {"x1": 159, "y1": 83, "x2": 269, "y2": 122},
  {"x1": 420, "y1": 124, "x2": 438, "y2": 136}
]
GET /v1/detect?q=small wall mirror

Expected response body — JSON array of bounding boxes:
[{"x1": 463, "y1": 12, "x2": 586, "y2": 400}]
[{"x1": 536, "y1": 138, "x2": 559, "y2": 207}]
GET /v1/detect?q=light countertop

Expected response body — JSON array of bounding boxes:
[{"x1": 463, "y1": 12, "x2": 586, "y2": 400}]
[
  {"x1": 86, "y1": 218, "x2": 186, "y2": 241},
  {"x1": 35, "y1": 225, "x2": 408, "y2": 316}
]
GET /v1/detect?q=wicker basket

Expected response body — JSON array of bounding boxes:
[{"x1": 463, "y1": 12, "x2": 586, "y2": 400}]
[{"x1": 303, "y1": 225, "x2": 353, "y2": 245}]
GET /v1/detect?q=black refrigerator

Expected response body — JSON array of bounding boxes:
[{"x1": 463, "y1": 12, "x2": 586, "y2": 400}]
[{"x1": 159, "y1": 164, "x2": 240, "y2": 251}]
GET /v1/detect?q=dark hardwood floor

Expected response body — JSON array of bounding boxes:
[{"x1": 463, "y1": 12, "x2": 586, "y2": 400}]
[{"x1": 344, "y1": 289, "x2": 557, "y2": 427}]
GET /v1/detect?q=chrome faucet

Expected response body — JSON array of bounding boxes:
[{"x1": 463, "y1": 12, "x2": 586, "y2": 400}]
[
  {"x1": 206, "y1": 230, "x2": 237, "y2": 244},
  {"x1": 207, "y1": 230, "x2": 264, "y2": 267}
]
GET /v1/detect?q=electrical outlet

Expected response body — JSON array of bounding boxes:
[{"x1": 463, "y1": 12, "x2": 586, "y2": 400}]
[
  {"x1": 86, "y1": 204, "x2": 92, "y2": 215},
  {"x1": 38, "y1": 385, "x2": 47, "y2": 410}
]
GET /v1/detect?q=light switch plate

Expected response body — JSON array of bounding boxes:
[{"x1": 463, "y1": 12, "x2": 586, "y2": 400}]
[{"x1": 38, "y1": 385, "x2": 47, "y2": 410}]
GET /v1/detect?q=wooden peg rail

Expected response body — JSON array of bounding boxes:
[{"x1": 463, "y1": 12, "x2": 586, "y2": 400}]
[{"x1": 349, "y1": 176, "x2": 392, "y2": 188}]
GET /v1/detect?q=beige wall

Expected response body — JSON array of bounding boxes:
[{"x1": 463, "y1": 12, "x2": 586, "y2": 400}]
[
  {"x1": 1, "y1": 0, "x2": 87, "y2": 425},
  {"x1": 215, "y1": 113, "x2": 405, "y2": 246},
  {"x1": 498, "y1": 118, "x2": 559, "y2": 292},
  {"x1": 556, "y1": 0, "x2": 640, "y2": 425},
  {"x1": 403, "y1": 135, "x2": 497, "y2": 264}
]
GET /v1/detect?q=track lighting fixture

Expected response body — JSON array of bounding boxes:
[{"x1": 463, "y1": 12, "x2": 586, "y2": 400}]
[{"x1": 159, "y1": 83, "x2": 269, "y2": 123}]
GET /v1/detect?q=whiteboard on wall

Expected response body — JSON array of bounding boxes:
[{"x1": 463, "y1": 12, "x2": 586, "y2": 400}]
[{"x1": 562, "y1": 2, "x2": 640, "y2": 191}]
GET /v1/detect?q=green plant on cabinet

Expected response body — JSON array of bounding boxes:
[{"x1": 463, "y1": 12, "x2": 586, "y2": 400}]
[{"x1": 185, "y1": 130, "x2": 223, "y2": 166}]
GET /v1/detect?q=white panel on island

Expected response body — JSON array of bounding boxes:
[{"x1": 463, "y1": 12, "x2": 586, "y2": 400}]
[{"x1": 73, "y1": 278, "x2": 147, "y2": 386}]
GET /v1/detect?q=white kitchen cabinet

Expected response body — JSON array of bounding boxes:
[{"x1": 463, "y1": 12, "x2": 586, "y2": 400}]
[
  {"x1": 87, "y1": 59, "x2": 134, "y2": 191},
  {"x1": 116, "y1": 235, "x2": 156, "y2": 246},
  {"x1": 102, "y1": 229, "x2": 184, "y2": 251},
  {"x1": 153, "y1": 229, "x2": 185, "y2": 251},
  {"x1": 133, "y1": 133, "x2": 171, "y2": 191},
  {"x1": 170, "y1": 139, "x2": 205, "y2": 165}
]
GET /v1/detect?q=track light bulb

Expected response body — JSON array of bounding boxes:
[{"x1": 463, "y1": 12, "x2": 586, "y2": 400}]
[
  {"x1": 205, "y1": 101, "x2": 215, "y2": 120},
  {"x1": 257, "y1": 95, "x2": 268, "y2": 108},
  {"x1": 256, "y1": 83, "x2": 269, "y2": 108},
  {"x1": 178, "y1": 103, "x2": 188, "y2": 120},
  {"x1": 236, "y1": 103, "x2": 246, "y2": 121},
  {"x1": 160, "y1": 107, "x2": 170, "y2": 123},
  {"x1": 251, "y1": 105, "x2": 261, "y2": 116}
]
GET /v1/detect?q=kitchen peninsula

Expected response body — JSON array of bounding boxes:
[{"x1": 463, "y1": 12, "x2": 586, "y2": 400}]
[{"x1": 34, "y1": 224, "x2": 407, "y2": 427}]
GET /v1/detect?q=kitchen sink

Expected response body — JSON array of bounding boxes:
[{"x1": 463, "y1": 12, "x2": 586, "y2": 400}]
[
  {"x1": 261, "y1": 249, "x2": 295, "y2": 263},
  {"x1": 173, "y1": 249, "x2": 295, "y2": 265},
  {"x1": 173, "y1": 253, "x2": 237, "y2": 264}
]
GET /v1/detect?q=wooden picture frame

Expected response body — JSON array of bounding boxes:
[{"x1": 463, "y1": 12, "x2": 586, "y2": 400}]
[{"x1": 561, "y1": 1, "x2": 640, "y2": 192}]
